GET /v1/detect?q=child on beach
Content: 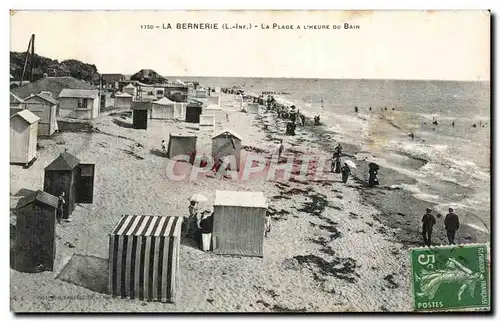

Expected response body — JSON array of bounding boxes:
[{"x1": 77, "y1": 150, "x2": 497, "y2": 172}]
[
  {"x1": 161, "y1": 140, "x2": 166, "y2": 153},
  {"x1": 277, "y1": 140, "x2": 284, "y2": 161},
  {"x1": 265, "y1": 214, "x2": 272, "y2": 237}
]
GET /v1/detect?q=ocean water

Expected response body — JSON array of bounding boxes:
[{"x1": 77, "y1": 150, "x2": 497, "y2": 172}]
[{"x1": 177, "y1": 77, "x2": 491, "y2": 231}]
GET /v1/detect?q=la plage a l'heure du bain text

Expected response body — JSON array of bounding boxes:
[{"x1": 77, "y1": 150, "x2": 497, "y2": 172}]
[{"x1": 140, "y1": 22, "x2": 360, "y2": 30}]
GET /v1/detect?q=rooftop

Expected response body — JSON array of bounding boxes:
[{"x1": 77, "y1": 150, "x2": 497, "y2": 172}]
[
  {"x1": 11, "y1": 109, "x2": 40, "y2": 125},
  {"x1": 59, "y1": 88, "x2": 99, "y2": 99},
  {"x1": 25, "y1": 93, "x2": 59, "y2": 105},
  {"x1": 17, "y1": 190, "x2": 59, "y2": 209},
  {"x1": 11, "y1": 76, "x2": 95, "y2": 100},
  {"x1": 45, "y1": 151, "x2": 80, "y2": 171},
  {"x1": 212, "y1": 129, "x2": 242, "y2": 140},
  {"x1": 214, "y1": 190, "x2": 267, "y2": 208},
  {"x1": 110, "y1": 215, "x2": 182, "y2": 237}
]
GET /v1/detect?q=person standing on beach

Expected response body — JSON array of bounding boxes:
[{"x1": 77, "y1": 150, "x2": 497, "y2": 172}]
[
  {"x1": 354, "y1": 106, "x2": 359, "y2": 113},
  {"x1": 57, "y1": 192, "x2": 65, "y2": 224},
  {"x1": 226, "y1": 113, "x2": 229, "y2": 123},
  {"x1": 444, "y1": 208, "x2": 460, "y2": 245},
  {"x1": 265, "y1": 214, "x2": 272, "y2": 237},
  {"x1": 200, "y1": 211, "x2": 214, "y2": 251},
  {"x1": 161, "y1": 140, "x2": 167, "y2": 153},
  {"x1": 277, "y1": 140, "x2": 284, "y2": 161},
  {"x1": 421, "y1": 208, "x2": 436, "y2": 247},
  {"x1": 341, "y1": 163, "x2": 351, "y2": 183}
]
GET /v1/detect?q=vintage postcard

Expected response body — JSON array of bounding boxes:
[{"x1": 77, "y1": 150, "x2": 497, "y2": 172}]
[{"x1": 9, "y1": 10, "x2": 490, "y2": 313}]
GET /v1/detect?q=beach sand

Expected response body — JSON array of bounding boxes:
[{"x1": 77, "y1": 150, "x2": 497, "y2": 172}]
[{"x1": 11, "y1": 93, "x2": 476, "y2": 312}]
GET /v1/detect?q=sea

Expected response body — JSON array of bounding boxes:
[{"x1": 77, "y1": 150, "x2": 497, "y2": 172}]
[{"x1": 176, "y1": 77, "x2": 491, "y2": 232}]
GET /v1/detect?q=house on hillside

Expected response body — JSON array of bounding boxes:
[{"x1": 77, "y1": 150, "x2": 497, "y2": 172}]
[
  {"x1": 24, "y1": 93, "x2": 59, "y2": 136},
  {"x1": 11, "y1": 76, "x2": 96, "y2": 101},
  {"x1": 58, "y1": 89, "x2": 100, "y2": 120},
  {"x1": 101, "y1": 74, "x2": 125, "y2": 89}
]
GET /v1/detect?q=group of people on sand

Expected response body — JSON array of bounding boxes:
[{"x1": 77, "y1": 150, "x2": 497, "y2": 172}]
[
  {"x1": 420, "y1": 207, "x2": 460, "y2": 247},
  {"x1": 183, "y1": 200, "x2": 215, "y2": 251},
  {"x1": 331, "y1": 143, "x2": 379, "y2": 186}
]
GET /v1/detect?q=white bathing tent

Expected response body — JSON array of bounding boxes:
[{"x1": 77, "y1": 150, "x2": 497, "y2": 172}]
[
  {"x1": 113, "y1": 92, "x2": 133, "y2": 109},
  {"x1": 150, "y1": 97, "x2": 176, "y2": 119}
]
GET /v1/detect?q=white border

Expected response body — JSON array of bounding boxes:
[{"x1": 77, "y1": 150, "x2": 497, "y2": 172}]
[{"x1": 1, "y1": 1, "x2": 497, "y2": 321}]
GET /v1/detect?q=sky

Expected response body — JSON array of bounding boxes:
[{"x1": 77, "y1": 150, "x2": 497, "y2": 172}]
[{"x1": 9, "y1": 10, "x2": 490, "y2": 81}]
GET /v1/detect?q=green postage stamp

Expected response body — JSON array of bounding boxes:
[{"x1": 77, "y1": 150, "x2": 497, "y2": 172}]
[{"x1": 410, "y1": 244, "x2": 490, "y2": 312}]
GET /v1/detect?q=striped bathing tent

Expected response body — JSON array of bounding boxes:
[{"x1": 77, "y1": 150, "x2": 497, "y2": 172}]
[{"x1": 108, "y1": 215, "x2": 182, "y2": 303}]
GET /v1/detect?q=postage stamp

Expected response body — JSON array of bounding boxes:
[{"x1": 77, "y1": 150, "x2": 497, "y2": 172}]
[{"x1": 410, "y1": 244, "x2": 490, "y2": 312}]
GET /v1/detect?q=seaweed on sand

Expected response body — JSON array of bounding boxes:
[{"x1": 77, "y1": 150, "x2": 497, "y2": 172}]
[
  {"x1": 293, "y1": 254, "x2": 358, "y2": 283},
  {"x1": 267, "y1": 206, "x2": 291, "y2": 221},
  {"x1": 297, "y1": 192, "x2": 329, "y2": 218},
  {"x1": 242, "y1": 145, "x2": 267, "y2": 154},
  {"x1": 271, "y1": 305, "x2": 307, "y2": 312},
  {"x1": 383, "y1": 274, "x2": 399, "y2": 289}
]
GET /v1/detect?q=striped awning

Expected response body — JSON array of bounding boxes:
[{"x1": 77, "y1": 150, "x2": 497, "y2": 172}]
[
  {"x1": 109, "y1": 215, "x2": 182, "y2": 302},
  {"x1": 110, "y1": 215, "x2": 182, "y2": 237}
]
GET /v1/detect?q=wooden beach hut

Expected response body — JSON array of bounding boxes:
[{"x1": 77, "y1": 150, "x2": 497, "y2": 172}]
[
  {"x1": 10, "y1": 110, "x2": 40, "y2": 167},
  {"x1": 123, "y1": 83, "x2": 137, "y2": 97},
  {"x1": 131, "y1": 101, "x2": 151, "y2": 130},
  {"x1": 150, "y1": 97, "x2": 175, "y2": 119},
  {"x1": 113, "y1": 92, "x2": 133, "y2": 109},
  {"x1": 167, "y1": 134, "x2": 197, "y2": 164},
  {"x1": 173, "y1": 102, "x2": 187, "y2": 120},
  {"x1": 206, "y1": 95, "x2": 221, "y2": 106},
  {"x1": 43, "y1": 151, "x2": 95, "y2": 220},
  {"x1": 185, "y1": 102, "x2": 202, "y2": 124},
  {"x1": 247, "y1": 103, "x2": 259, "y2": 114},
  {"x1": 195, "y1": 88, "x2": 207, "y2": 98},
  {"x1": 199, "y1": 114, "x2": 215, "y2": 127},
  {"x1": 212, "y1": 191, "x2": 267, "y2": 257},
  {"x1": 24, "y1": 93, "x2": 59, "y2": 136},
  {"x1": 15, "y1": 190, "x2": 58, "y2": 272},
  {"x1": 211, "y1": 129, "x2": 242, "y2": 172},
  {"x1": 108, "y1": 215, "x2": 182, "y2": 303}
]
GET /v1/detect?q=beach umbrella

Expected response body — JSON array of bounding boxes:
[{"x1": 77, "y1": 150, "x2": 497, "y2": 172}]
[
  {"x1": 344, "y1": 159, "x2": 357, "y2": 169},
  {"x1": 189, "y1": 194, "x2": 208, "y2": 203}
]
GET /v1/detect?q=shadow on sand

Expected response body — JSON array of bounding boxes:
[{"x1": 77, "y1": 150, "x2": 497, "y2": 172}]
[
  {"x1": 112, "y1": 118, "x2": 134, "y2": 129},
  {"x1": 57, "y1": 253, "x2": 109, "y2": 294},
  {"x1": 150, "y1": 148, "x2": 167, "y2": 158}
]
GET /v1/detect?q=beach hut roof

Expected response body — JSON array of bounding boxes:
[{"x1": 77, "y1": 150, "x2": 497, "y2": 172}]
[
  {"x1": 10, "y1": 92, "x2": 24, "y2": 104},
  {"x1": 110, "y1": 215, "x2": 182, "y2": 237},
  {"x1": 124, "y1": 83, "x2": 136, "y2": 89},
  {"x1": 153, "y1": 97, "x2": 175, "y2": 105},
  {"x1": 11, "y1": 109, "x2": 40, "y2": 125},
  {"x1": 16, "y1": 190, "x2": 59, "y2": 210},
  {"x1": 25, "y1": 93, "x2": 59, "y2": 105},
  {"x1": 214, "y1": 190, "x2": 267, "y2": 208},
  {"x1": 44, "y1": 151, "x2": 80, "y2": 171},
  {"x1": 59, "y1": 88, "x2": 99, "y2": 99},
  {"x1": 212, "y1": 129, "x2": 242, "y2": 141},
  {"x1": 114, "y1": 92, "x2": 133, "y2": 98},
  {"x1": 169, "y1": 133, "x2": 198, "y2": 138}
]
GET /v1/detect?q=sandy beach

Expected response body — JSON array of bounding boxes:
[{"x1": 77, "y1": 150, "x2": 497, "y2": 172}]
[{"x1": 11, "y1": 92, "x2": 482, "y2": 312}]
